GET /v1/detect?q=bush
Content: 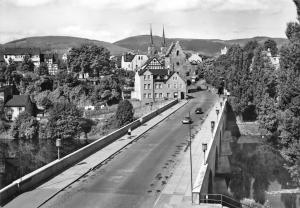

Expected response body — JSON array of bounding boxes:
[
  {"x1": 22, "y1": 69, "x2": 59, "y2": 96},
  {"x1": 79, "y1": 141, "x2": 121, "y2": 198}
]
[
  {"x1": 115, "y1": 99, "x2": 134, "y2": 127},
  {"x1": 10, "y1": 112, "x2": 39, "y2": 140}
]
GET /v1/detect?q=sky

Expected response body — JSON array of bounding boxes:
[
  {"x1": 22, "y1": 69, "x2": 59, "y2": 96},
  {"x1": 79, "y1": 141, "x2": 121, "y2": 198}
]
[{"x1": 0, "y1": 0, "x2": 298, "y2": 44}]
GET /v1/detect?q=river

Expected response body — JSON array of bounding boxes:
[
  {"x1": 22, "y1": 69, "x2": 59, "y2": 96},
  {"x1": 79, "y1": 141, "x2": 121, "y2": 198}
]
[{"x1": 0, "y1": 138, "x2": 89, "y2": 189}]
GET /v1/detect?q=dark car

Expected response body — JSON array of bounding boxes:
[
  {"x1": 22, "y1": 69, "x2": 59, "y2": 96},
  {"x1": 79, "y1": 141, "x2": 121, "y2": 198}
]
[
  {"x1": 182, "y1": 116, "x2": 192, "y2": 124},
  {"x1": 195, "y1": 107, "x2": 203, "y2": 114}
]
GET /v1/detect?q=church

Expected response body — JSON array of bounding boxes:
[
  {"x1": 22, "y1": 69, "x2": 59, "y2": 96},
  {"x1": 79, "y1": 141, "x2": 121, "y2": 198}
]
[{"x1": 131, "y1": 26, "x2": 191, "y2": 102}]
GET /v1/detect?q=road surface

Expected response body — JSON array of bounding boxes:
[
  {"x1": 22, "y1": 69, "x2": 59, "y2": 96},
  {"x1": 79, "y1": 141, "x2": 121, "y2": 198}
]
[{"x1": 42, "y1": 91, "x2": 217, "y2": 208}]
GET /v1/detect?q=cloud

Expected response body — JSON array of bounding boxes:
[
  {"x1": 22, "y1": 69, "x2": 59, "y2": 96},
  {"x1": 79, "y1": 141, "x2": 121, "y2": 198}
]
[{"x1": 1, "y1": 0, "x2": 55, "y2": 7}]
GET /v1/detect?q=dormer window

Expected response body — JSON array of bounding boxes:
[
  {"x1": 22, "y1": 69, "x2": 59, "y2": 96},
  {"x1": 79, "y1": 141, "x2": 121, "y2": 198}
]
[{"x1": 176, "y1": 50, "x2": 179, "y2": 56}]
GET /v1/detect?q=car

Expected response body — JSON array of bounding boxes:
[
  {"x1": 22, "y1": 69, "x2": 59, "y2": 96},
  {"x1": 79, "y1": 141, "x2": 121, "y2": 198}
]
[
  {"x1": 195, "y1": 107, "x2": 203, "y2": 114},
  {"x1": 182, "y1": 116, "x2": 192, "y2": 124}
]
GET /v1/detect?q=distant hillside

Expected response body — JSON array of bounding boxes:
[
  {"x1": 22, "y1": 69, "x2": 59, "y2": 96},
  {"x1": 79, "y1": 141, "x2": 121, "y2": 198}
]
[
  {"x1": 3, "y1": 36, "x2": 130, "y2": 56},
  {"x1": 114, "y1": 35, "x2": 288, "y2": 57}
]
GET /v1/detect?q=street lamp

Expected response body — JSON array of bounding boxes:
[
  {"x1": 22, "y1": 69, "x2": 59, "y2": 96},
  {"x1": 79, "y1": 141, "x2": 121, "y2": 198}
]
[
  {"x1": 56, "y1": 139, "x2": 62, "y2": 160},
  {"x1": 202, "y1": 143, "x2": 208, "y2": 165},
  {"x1": 211, "y1": 121, "x2": 215, "y2": 133},
  {"x1": 216, "y1": 109, "x2": 220, "y2": 121},
  {"x1": 187, "y1": 112, "x2": 193, "y2": 203}
]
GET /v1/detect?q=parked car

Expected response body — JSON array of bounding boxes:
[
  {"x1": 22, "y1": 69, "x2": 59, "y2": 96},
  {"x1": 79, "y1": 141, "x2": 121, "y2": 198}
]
[
  {"x1": 195, "y1": 107, "x2": 203, "y2": 114},
  {"x1": 182, "y1": 116, "x2": 192, "y2": 124}
]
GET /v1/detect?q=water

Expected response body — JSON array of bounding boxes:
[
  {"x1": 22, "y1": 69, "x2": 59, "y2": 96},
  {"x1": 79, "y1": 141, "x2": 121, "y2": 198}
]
[
  {"x1": 0, "y1": 138, "x2": 88, "y2": 189},
  {"x1": 219, "y1": 137, "x2": 300, "y2": 208}
]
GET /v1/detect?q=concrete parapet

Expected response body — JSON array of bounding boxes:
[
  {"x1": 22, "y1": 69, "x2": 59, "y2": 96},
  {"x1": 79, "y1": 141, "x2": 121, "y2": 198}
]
[{"x1": 0, "y1": 99, "x2": 178, "y2": 205}]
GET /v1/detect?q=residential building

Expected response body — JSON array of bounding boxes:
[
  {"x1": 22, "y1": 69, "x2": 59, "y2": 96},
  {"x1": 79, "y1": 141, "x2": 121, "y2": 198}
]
[
  {"x1": 164, "y1": 41, "x2": 193, "y2": 79},
  {"x1": 131, "y1": 57, "x2": 187, "y2": 102},
  {"x1": 4, "y1": 95, "x2": 34, "y2": 121},
  {"x1": 121, "y1": 53, "x2": 148, "y2": 71},
  {"x1": 3, "y1": 48, "x2": 41, "y2": 68},
  {"x1": 44, "y1": 53, "x2": 59, "y2": 75},
  {"x1": 121, "y1": 53, "x2": 135, "y2": 70},
  {"x1": 221, "y1": 46, "x2": 228, "y2": 55},
  {"x1": 266, "y1": 48, "x2": 280, "y2": 70},
  {"x1": 188, "y1": 54, "x2": 203, "y2": 65}
]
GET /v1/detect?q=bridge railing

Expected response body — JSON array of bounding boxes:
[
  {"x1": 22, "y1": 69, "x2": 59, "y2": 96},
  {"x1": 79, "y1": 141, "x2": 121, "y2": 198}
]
[{"x1": 198, "y1": 194, "x2": 252, "y2": 208}]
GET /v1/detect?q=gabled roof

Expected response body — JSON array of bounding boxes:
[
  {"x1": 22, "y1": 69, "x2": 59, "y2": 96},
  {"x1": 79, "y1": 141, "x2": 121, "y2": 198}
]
[
  {"x1": 5, "y1": 95, "x2": 31, "y2": 107},
  {"x1": 123, "y1": 53, "x2": 135, "y2": 62},
  {"x1": 139, "y1": 57, "x2": 166, "y2": 75},
  {"x1": 165, "y1": 42, "x2": 175, "y2": 57},
  {"x1": 3, "y1": 48, "x2": 41, "y2": 55}
]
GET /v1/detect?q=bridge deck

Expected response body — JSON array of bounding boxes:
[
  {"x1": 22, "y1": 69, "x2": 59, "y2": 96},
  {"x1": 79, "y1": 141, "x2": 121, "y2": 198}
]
[{"x1": 154, "y1": 97, "x2": 225, "y2": 208}]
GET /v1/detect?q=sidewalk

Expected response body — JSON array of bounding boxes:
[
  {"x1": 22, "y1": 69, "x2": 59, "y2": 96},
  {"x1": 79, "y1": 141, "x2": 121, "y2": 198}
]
[
  {"x1": 154, "y1": 98, "x2": 223, "y2": 208},
  {"x1": 4, "y1": 100, "x2": 188, "y2": 208}
]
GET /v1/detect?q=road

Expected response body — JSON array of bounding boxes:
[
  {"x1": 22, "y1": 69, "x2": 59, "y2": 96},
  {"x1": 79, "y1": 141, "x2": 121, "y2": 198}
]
[{"x1": 42, "y1": 91, "x2": 217, "y2": 208}]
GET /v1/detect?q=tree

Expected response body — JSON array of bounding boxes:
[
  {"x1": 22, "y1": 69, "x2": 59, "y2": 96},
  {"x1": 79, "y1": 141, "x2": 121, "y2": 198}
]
[
  {"x1": 46, "y1": 102, "x2": 83, "y2": 139},
  {"x1": 115, "y1": 100, "x2": 134, "y2": 127},
  {"x1": 264, "y1": 39, "x2": 278, "y2": 56},
  {"x1": 36, "y1": 62, "x2": 49, "y2": 76},
  {"x1": 20, "y1": 55, "x2": 35, "y2": 72},
  {"x1": 68, "y1": 44, "x2": 111, "y2": 77},
  {"x1": 10, "y1": 112, "x2": 39, "y2": 140}
]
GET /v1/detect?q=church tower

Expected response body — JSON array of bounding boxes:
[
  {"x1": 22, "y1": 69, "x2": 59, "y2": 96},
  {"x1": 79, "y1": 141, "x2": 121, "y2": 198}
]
[
  {"x1": 147, "y1": 24, "x2": 156, "y2": 57},
  {"x1": 160, "y1": 25, "x2": 167, "y2": 55}
]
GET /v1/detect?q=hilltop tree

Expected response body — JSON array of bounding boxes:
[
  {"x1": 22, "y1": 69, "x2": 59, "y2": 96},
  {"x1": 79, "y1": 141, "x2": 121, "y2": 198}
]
[
  {"x1": 68, "y1": 44, "x2": 111, "y2": 77},
  {"x1": 264, "y1": 39, "x2": 278, "y2": 56}
]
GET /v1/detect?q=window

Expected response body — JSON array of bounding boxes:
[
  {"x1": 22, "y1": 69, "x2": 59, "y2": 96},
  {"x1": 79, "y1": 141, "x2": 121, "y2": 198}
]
[
  {"x1": 144, "y1": 75, "x2": 147, "y2": 80},
  {"x1": 147, "y1": 75, "x2": 150, "y2": 80},
  {"x1": 176, "y1": 50, "x2": 179, "y2": 56},
  {"x1": 155, "y1": 93, "x2": 158, "y2": 98},
  {"x1": 159, "y1": 93, "x2": 162, "y2": 98},
  {"x1": 144, "y1": 84, "x2": 147, "y2": 89},
  {"x1": 18, "y1": 107, "x2": 23, "y2": 111},
  {"x1": 141, "y1": 56, "x2": 143, "y2": 60},
  {"x1": 186, "y1": 72, "x2": 190, "y2": 76},
  {"x1": 159, "y1": 84, "x2": 162, "y2": 89},
  {"x1": 176, "y1": 62, "x2": 180, "y2": 66},
  {"x1": 180, "y1": 84, "x2": 182, "y2": 88},
  {"x1": 148, "y1": 84, "x2": 151, "y2": 89},
  {"x1": 174, "y1": 84, "x2": 177, "y2": 88},
  {"x1": 167, "y1": 93, "x2": 170, "y2": 98},
  {"x1": 168, "y1": 84, "x2": 170, "y2": 88},
  {"x1": 148, "y1": 93, "x2": 152, "y2": 98},
  {"x1": 138, "y1": 56, "x2": 140, "y2": 60},
  {"x1": 155, "y1": 84, "x2": 158, "y2": 89},
  {"x1": 143, "y1": 93, "x2": 147, "y2": 98}
]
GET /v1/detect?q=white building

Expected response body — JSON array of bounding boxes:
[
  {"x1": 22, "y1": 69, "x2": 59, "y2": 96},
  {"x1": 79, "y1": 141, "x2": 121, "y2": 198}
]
[
  {"x1": 121, "y1": 53, "x2": 148, "y2": 71},
  {"x1": 3, "y1": 48, "x2": 41, "y2": 68},
  {"x1": 221, "y1": 46, "x2": 228, "y2": 55},
  {"x1": 188, "y1": 54, "x2": 203, "y2": 65}
]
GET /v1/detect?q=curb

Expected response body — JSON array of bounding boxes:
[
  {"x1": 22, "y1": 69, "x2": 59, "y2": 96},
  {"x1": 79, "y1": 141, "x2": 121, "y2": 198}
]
[{"x1": 37, "y1": 100, "x2": 190, "y2": 208}]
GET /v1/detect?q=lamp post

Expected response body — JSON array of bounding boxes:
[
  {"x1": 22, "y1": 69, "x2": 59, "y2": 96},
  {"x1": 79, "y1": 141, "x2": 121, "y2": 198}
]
[
  {"x1": 188, "y1": 112, "x2": 193, "y2": 203},
  {"x1": 211, "y1": 121, "x2": 215, "y2": 133},
  {"x1": 56, "y1": 139, "x2": 62, "y2": 160},
  {"x1": 216, "y1": 109, "x2": 220, "y2": 121},
  {"x1": 202, "y1": 143, "x2": 208, "y2": 165}
]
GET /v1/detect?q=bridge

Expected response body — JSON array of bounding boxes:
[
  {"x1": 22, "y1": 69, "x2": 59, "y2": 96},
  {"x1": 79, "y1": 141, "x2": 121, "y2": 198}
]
[
  {"x1": 1, "y1": 93, "x2": 238, "y2": 208},
  {"x1": 154, "y1": 96, "x2": 233, "y2": 207}
]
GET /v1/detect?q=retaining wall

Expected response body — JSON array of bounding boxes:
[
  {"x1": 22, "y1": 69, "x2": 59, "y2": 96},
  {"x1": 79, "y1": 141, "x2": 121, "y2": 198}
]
[{"x1": 0, "y1": 99, "x2": 178, "y2": 205}]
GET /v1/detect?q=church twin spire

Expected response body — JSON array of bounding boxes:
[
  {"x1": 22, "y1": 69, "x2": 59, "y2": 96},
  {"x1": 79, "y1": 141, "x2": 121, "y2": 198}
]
[{"x1": 149, "y1": 24, "x2": 166, "y2": 47}]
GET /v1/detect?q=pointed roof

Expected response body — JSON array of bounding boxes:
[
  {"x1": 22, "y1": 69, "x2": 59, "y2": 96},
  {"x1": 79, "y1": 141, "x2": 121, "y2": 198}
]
[
  {"x1": 139, "y1": 57, "x2": 166, "y2": 75},
  {"x1": 162, "y1": 25, "x2": 166, "y2": 47},
  {"x1": 150, "y1": 24, "x2": 154, "y2": 46},
  {"x1": 5, "y1": 95, "x2": 31, "y2": 107}
]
